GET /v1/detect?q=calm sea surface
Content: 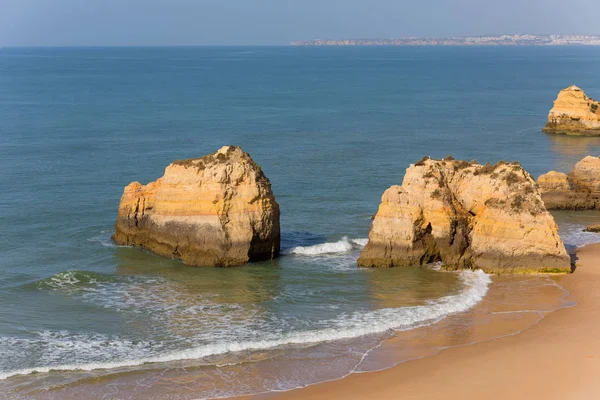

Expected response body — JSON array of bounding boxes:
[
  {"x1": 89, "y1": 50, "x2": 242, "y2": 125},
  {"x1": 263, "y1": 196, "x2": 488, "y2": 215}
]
[{"x1": 1, "y1": 46, "x2": 600, "y2": 399}]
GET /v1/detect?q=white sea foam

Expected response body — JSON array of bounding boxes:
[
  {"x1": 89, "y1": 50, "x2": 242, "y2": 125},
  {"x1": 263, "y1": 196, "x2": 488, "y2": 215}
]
[
  {"x1": 0, "y1": 269, "x2": 490, "y2": 380},
  {"x1": 429, "y1": 261, "x2": 443, "y2": 271},
  {"x1": 350, "y1": 238, "x2": 369, "y2": 247},
  {"x1": 86, "y1": 231, "x2": 116, "y2": 248},
  {"x1": 285, "y1": 237, "x2": 367, "y2": 255},
  {"x1": 45, "y1": 270, "x2": 83, "y2": 288},
  {"x1": 558, "y1": 222, "x2": 600, "y2": 249}
]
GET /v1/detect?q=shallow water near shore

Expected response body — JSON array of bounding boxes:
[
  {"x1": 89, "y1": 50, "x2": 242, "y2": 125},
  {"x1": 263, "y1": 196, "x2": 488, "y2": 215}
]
[
  {"x1": 2, "y1": 46, "x2": 600, "y2": 399},
  {"x1": 0, "y1": 265, "x2": 573, "y2": 400}
]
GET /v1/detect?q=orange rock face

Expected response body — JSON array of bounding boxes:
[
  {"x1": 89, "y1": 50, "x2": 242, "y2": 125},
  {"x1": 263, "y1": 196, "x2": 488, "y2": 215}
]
[
  {"x1": 537, "y1": 156, "x2": 600, "y2": 210},
  {"x1": 358, "y1": 158, "x2": 570, "y2": 274},
  {"x1": 112, "y1": 146, "x2": 280, "y2": 267},
  {"x1": 543, "y1": 86, "x2": 600, "y2": 135}
]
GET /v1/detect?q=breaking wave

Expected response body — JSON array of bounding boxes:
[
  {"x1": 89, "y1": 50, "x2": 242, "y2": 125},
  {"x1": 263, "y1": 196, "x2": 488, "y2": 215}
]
[
  {"x1": 285, "y1": 237, "x2": 368, "y2": 255},
  {"x1": 0, "y1": 269, "x2": 490, "y2": 380},
  {"x1": 558, "y1": 222, "x2": 600, "y2": 249},
  {"x1": 86, "y1": 231, "x2": 116, "y2": 248}
]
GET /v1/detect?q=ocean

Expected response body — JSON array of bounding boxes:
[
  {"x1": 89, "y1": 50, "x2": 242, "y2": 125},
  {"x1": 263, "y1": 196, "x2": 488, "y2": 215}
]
[{"x1": 1, "y1": 46, "x2": 600, "y2": 399}]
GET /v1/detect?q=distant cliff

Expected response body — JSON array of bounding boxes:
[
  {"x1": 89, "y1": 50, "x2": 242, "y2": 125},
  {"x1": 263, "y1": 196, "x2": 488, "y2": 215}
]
[{"x1": 291, "y1": 35, "x2": 600, "y2": 46}]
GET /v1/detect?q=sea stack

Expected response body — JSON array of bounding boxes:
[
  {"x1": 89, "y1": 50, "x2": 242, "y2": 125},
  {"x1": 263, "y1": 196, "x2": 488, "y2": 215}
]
[
  {"x1": 537, "y1": 156, "x2": 600, "y2": 210},
  {"x1": 112, "y1": 146, "x2": 280, "y2": 267},
  {"x1": 543, "y1": 86, "x2": 600, "y2": 135},
  {"x1": 358, "y1": 157, "x2": 570, "y2": 274}
]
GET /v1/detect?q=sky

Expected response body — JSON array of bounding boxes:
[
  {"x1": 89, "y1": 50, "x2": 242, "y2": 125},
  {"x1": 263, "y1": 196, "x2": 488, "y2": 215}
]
[{"x1": 1, "y1": 0, "x2": 599, "y2": 46}]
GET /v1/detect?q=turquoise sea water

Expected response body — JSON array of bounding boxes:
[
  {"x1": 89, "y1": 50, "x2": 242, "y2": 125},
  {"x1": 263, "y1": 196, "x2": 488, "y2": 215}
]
[{"x1": 1, "y1": 46, "x2": 600, "y2": 399}]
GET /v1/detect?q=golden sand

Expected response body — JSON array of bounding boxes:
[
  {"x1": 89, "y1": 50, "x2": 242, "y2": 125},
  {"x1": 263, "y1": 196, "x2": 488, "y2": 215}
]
[{"x1": 255, "y1": 244, "x2": 600, "y2": 400}]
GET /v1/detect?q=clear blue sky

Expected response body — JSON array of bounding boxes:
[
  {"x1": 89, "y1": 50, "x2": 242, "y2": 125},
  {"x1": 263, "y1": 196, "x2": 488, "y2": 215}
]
[{"x1": 1, "y1": 0, "x2": 598, "y2": 46}]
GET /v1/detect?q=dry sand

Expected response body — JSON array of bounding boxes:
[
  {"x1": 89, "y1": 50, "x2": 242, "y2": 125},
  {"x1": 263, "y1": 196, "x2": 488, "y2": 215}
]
[{"x1": 254, "y1": 244, "x2": 600, "y2": 400}]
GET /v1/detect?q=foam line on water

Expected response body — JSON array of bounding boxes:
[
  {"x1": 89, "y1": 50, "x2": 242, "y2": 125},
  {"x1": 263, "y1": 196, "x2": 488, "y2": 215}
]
[
  {"x1": 0, "y1": 270, "x2": 490, "y2": 380},
  {"x1": 350, "y1": 238, "x2": 368, "y2": 247},
  {"x1": 87, "y1": 231, "x2": 117, "y2": 248},
  {"x1": 284, "y1": 237, "x2": 368, "y2": 255},
  {"x1": 558, "y1": 222, "x2": 600, "y2": 249}
]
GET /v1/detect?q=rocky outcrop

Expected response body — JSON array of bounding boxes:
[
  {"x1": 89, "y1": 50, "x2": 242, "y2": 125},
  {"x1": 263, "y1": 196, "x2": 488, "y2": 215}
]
[
  {"x1": 535, "y1": 171, "x2": 592, "y2": 209},
  {"x1": 543, "y1": 86, "x2": 600, "y2": 135},
  {"x1": 537, "y1": 156, "x2": 600, "y2": 210},
  {"x1": 112, "y1": 146, "x2": 280, "y2": 267},
  {"x1": 584, "y1": 225, "x2": 600, "y2": 233},
  {"x1": 358, "y1": 157, "x2": 570, "y2": 274}
]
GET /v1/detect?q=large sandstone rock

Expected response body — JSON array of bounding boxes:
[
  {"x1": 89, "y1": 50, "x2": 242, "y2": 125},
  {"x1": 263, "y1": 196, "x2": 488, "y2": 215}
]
[
  {"x1": 358, "y1": 157, "x2": 570, "y2": 274},
  {"x1": 537, "y1": 156, "x2": 600, "y2": 210},
  {"x1": 112, "y1": 146, "x2": 280, "y2": 267},
  {"x1": 536, "y1": 171, "x2": 590, "y2": 209},
  {"x1": 543, "y1": 86, "x2": 600, "y2": 135}
]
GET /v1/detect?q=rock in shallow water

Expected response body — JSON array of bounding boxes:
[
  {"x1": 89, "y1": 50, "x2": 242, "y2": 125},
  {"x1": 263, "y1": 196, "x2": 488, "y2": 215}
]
[
  {"x1": 112, "y1": 146, "x2": 280, "y2": 267},
  {"x1": 358, "y1": 157, "x2": 571, "y2": 274},
  {"x1": 537, "y1": 156, "x2": 600, "y2": 210},
  {"x1": 584, "y1": 225, "x2": 600, "y2": 233},
  {"x1": 543, "y1": 85, "x2": 600, "y2": 136}
]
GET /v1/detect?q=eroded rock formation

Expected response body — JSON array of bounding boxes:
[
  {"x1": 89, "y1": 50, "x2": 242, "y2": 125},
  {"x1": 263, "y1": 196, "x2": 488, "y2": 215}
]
[
  {"x1": 112, "y1": 146, "x2": 280, "y2": 267},
  {"x1": 537, "y1": 156, "x2": 600, "y2": 210},
  {"x1": 543, "y1": 86, "x2": 600, "y2": 135},
  {"x1": 358, "y1": 157, "x2": 570, "y2": 273}
]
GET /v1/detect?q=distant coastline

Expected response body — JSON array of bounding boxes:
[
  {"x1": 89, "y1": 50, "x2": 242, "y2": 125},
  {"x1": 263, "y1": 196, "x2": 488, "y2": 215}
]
[{"x1": 291, "y1": 34, "x2": 600, "y2": 46}]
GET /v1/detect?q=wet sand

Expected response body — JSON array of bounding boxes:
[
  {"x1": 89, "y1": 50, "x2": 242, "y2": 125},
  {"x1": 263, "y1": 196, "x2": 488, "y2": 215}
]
[{"x1": 258, "y1": 244, "x2": 600, "y2": 400}]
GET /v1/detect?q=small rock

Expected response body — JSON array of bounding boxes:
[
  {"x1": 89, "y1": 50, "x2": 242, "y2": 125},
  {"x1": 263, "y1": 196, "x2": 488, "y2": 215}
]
[{"x1": 584, "y1": 225, "x2": 600, "y2": 233}]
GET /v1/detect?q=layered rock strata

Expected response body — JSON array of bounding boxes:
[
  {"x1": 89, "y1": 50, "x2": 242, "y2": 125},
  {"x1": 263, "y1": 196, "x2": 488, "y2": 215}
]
[
  {"x1": 112, "y1": 146, "x2": 280, "y2": 267},
  {"x1": 358, "y1": 157, "x2": 570, "y2": 273},
  {"x1": 543, "y1": 86, "x2": 600, "y2": 135},
  {"x1": 537, "y1": 156, "x2": 600, "y2": 210}
]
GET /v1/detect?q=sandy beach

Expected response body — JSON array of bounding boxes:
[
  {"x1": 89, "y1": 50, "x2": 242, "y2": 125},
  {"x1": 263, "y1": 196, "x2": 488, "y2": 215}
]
[{"x1": 254, "y1": 244, "x2": 600, "y2": 400}]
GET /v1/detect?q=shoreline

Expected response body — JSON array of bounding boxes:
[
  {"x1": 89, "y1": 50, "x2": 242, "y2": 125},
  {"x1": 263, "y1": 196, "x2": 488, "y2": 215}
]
[{"x1": 249, "y1": 243, "x2": 600, "y2": 400}]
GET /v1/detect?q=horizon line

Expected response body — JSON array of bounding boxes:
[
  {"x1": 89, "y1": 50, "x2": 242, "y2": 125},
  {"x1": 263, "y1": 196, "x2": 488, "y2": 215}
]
[{"x1": 4, "y1": 34, "x2": 600, "y2": 48}]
